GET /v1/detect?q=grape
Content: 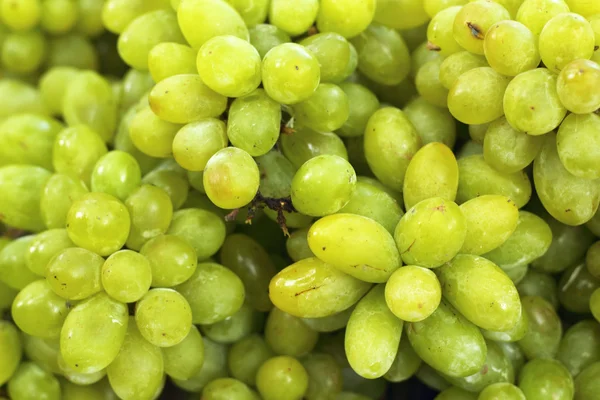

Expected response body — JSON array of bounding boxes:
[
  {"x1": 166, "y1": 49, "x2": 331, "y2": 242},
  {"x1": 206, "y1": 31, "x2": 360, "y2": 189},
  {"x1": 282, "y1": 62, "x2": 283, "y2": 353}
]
[
  {"x1": 172, "y1": 118, "x2": 228, "y2": 171},
  {"x1": 248, "y1": 23, "x2": 291, "y2": 58},
  {"x1": 46, "y1": 34, "x2": 98, "y2": 70},
  {"x1": 73, "y1": 0, "x2": 105, "y2": 36},
  {"x1": 129, "y1": 106, "x2": 182, "y2": 159},
  {"x1": 225, "y1": 0, "x2": 269, "y2": 27},
  {"x1": 411, "y1": 42, "x2": 443, "y2": 78},
  {"x1": 300, "y1": 33, "x2": 354, "y2": 83},
  {"x1": 439, "y1": 52, "x2": 487, "y2": 90},
  {"x1": 162, "y1": 325, "x2": 205, "y2": 380},
  {"x1": 316, "y1": 0, "x2": 376, "y2": 38},
  {"x1": 107, "y1": 317, "x2": 164, "y2": 400},
  {"x1": 138, "y1": 235, "x2": 195, "y2": 288},
  {"x1": 478, "y1": 382, "x2": 526, "y2": 400},
  {"x1": 40, "y1": 0, "x2": 78, "y2": 34},
  {"x1": 24, "y1": 228, "x2": 73, "y2": 277},
  {"x1": 61, "y1": 379, "x2": 116, "y2": 400},
  {"x1": 228, "y1": 334, "x2": 274, "y2": 386},
  {"x1": 481, "y1": 301, "x2": 529, "y2": 342},
  {"x1": 424, "y1": 0, "x2": 468, "y2": 16},
  {"x1": 556, "y1": 320, "x2": 600, "y2": 376},
  {"x1": 0, "y1": 236, "x2": 38, "y2": 290},
  {"x1": 516, "y1": 0, "x2": 570, "y2": 37},
  {"x1": 517, "y1": 269, "x2": 558, "y2": 308},
  {"x1": 435, "y1": 387, "x2": 477, "y2": 400},
  {"x1": 517, "y1": 295, "x2": 562, "y2": 359},
  {"x1": 142, "y1": 168, "x2": 190, "y2": 210},
  {"x1": 45, "y1": 247, "x2": 103, "y2": 300},
  {"x1": 202, "y1": 377, "x2": 259, "y2": 400},
  {"x1": 262, "y1": 43, "x2": 321, "y2": 104},
  {"x1": 22, "y1": 335, "x2": 60, "y2": 374},
  {"x1": 588, "y1": 242, "x2": 600, "y2": 279},
  {"x1": 38, "y1": 67, "x2": 79, "y2": 116},
  {"x1": 0, "y1": 321, "x2": 22, "y2": 386},
  {"x1": 565, "y1": 0, "x2": 600, "y2": 16},
  {"x1": 0, "y1": 280, "x2": 17, "y2": 311},
  {"x1": 518, "y1": 359, "x2": 574, "y2": 400},
  {"x1": 101, "y1": 250, "x2": 152, "y2": 303},
  {"x1": 374, "y1": 0, "x2": 429, "y2": 30},
  {"x1": 301, "y1": 353, "x2": 342, "y2": 399},
  {"x1": 404, "y1": 99, "x2": 457, "y2": 148},
  {"x1": 7, "y1": 362, "x2": 61, "y2": 400},
  {"x1": 1, "y1": 30, "x2": 46, "y2": 74},
  {"x1": 1, "y1": 0, "x2": 41, "y2": 30},
  {"x1": 539, "y1": 13, "x2": 595, "y2": 72},
  {"x1": 384, "y1": 336, "x2": 422, "y2": 383},
  {"x1": 256, "y1": 356, "x2": 309, "y2": 400},
  {"x1": 286, "y1": 228, "x2": 314, "y2": 262},
  {"x1": 293, "y1": 83, "x2": 350, "y2": 133},
  {"x1": 415, "y1": 58, "x2": 449, "y2": 108},
  {"x1": 119, "y1": 69, "x2": 155, "y2": 113},
  {"x1": 557, "y1": 59, "x2": 600, "y2": 114},
  {"x1": 452, "y1": 0, "x2": 511, "y2": 55},
  {"x1": 201, "y1": 302, "x2": 262, "y2": 343},
  {"x1": 102, "y1": 0, "x2": 171, "y2": 34},
  {"x1": 575, "y1": 362, "x2": 600, "y2": 400},
  {"x1": 148, "y1": 42, "x2": 197, "y2": 82},
  {"x1": 302, "y1": 306, "x2": 354, "y2": 333},
  {"x1": 484, "y1": 20, "x2": 540, "y2": 76},
  {"x1": 171, "y1": 337, "x2": 228, "y2": 392},
  {"x1": 90, "y1": 150, "x2": 141, "y2": 201},
  {"x1": 556, "y1": 115, "x2": 600, "y2": 180},
  {"x1": 558, "y1": 261, "x2": 600, "y2": 313},
  {"x1": 265, "y1": 307, "x2": 318, "y2": 356},
  {"x1": 167, "y1": 208, "x2": 226, "y2": 258},
  {"x1": 428, "y1": 6, "x2": 463, "y2": 56},
  {"x1": 226, "y1": 90, "x2": 280, "y2": 157},
  {"x1": 350, "y1": 24, "x2": 411, "y2": 85},
  {"x1": 57, "y1": 352, "x2": 107, "y2": 385},
  {"x1": 281, "y1": 127, "x2": 348, "y2": 169},
  {"x1": 268, "y1": 0, "x2": 318, "y2": 36},
  {"x1": 385, "y1": 265, "x2": 441, "y2": 322},
  {"x1": 0, "y1": 80, "x2": 48, "y2": 121}
]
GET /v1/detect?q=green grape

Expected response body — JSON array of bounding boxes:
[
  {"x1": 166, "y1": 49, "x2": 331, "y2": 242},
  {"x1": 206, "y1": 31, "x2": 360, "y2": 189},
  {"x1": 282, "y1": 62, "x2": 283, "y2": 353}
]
[
  {"x1": 90, "y1": 151, "x2": 141, "y2": 201},
  {"x1": 374, "y1": 0, "x2": 429, "y2": 29},
  {"x1": 482, "y1": 210, "x2": 552, "y2": 270},
  {"x1": 219, "y1": 233, "x2": 277, "y2": 312},
  {"x1": 286, "y1": 228, "x2": 314, "y2": 262},
  {"x1": 0, "y1": 321, "x2": 23, "y2": 385},
  {"x1": 0, "y1": 79, "x2": 48, "y2": 121},
  {"x1": 129, "y1": 106, "x2": 183, "y2": 158},
  {"x1": 350, "y1": 24, "x2": 410, "y2": 85},
  {"x1": 7, "y1": 362, "x2": 60, "y2": 400},
  {"x1": 300, "y1": 33, "x2": 353, "y2": 83},
  {"x1": 172, "y1": 337, "x2": 228, "y2": 392},
  {"x1": 344, "y1": 136, "x2": 372, "y2": 176},
  {"x1": 588, "y1": 242, "x2": 600, "y2": 279},
  {"x1": 363, "y1": 107, "x2": 421, "y2": 191},
  {"x1": 139, "y1": 235, "x2": 196, "y2": 288},
  {"x1": 281, "y1": 127, "x2": 348, "y2": 170},
  {"x1": 293, "y1": 83, "x2": 350, "y2": 132},
  {"x1": 335, "y1": 83, "x2": 379, "y2": 138},
  {"x1": 424, "y1": 0, "x2": 468, "y2": 17},
  {"x1": 142, "y1": 169, "x2": 189, "y2": 210},
  {"x1": 46, "y1": 34, "x2": 98, "y2": 70},
  {"x1": 228, "y1": 334, "x2": 274, "y2": 386},
  {"x1": 404, "y1": 102, "x2": 455, "y2": 152},
  {"x1": 439, "y1": 51, "x2": 488, "y2": 90},
  {"x1": 415, "y1": 58, "x2": 448, "y2": 108},
  {"x1": 315, "y1": 332, "x2": 349, "y2": 368},
  {"x1": 102, "y1": 0, "x2": 171, "y2": 34},
  {"x1": 0, "y1": 236, "x2": 38, "y2": 290},
  {"x1": 167, "y1": 208, "x2": 226, "y2": 258},
  {"x1": 481, "y1": 301, "x2": 529, "y2": 342},
  {"x1": 291, "y1": 155, "x2": 356, "y2": 217},
  {"x1": 478, "y1": 383, "x2": 525, "y2": 400},
  {"x1": 38, "y1": 67, "x2": 79, "y2": 116},
  {"x1": 302, "y1": 353, "x2": 343, "y2": 400},
  {"x1": 261, "y1": 43, "x2": 321, "y2": 104},
  {"x1": 201, "y1": 302, "x2": 262, "y2": 343},
  {"x1": 452, "y1": 0, "x2": 511, "y2": 55},
  {"x1": 269, "y1": 257, "x2": 372, "y2": 318},
  {"x1": 40, "y1": 0, "x2": 78, "y2": 34},
  {"x1": 73, "y1": 0, "x2": 105, "y2": 36},
  {"x1": 256, "y1": 356, "x2": 309, "y2": 400},
  {"x1": 435, "y1": 387, "x2": 477, "y2": 400},
  {"x1": 517, "y1": 296, "x2": 562, "y2": 359},
  {"x1": 483, "y1": 20, "x2": 539, "y2": 77},
  {"x1": 558, "y1": 262, "x2": 600, "y2": 313},
  {"x1": 385, "y1": 265, "x2": 440, "y2": 323},
  {"x1": 302, "y1": 306, "x2": 354, "y2": 332},
  {"x1": 539, "y1": 13, "x2": 595, "y2": 73},
  {"x1": 557, "y1": 113, "x2": 600, "y2": 180},
  {"x1": 107, "y1": 317, "x2": 164, "y2": 400},
  {"x1": 61, "y1": 292, "x2": 128, "y2": 373},
  {"x1": 119, "y1": 69, "x2": 155, "y2": 113},
  {"x1": 427, "y1": 6, "x2": 462, "y2": 56},
  {"x1": 45, "y1": 247, "x2": 103, "y2": 300},
  {"x1": 384, "y1": 335, "x2": 422, "y2": 382},
  {"x1": 61, "y1": 378, "x2": 117, "y2": 400},
  {"x1": 148, "y1": 42, "x2": 197, "y2": 83},
  {"x1": 202, "y1": 377, "x2": 259, "y2": 400},
  {"x1": 416, "y1": 364, "x2": 452, "y2": 392},
  {"x1": 316, "y1": 0, "x2": 375, "y2": 38},
  {"x1": 588, "y1": 210, "x2": 600, "y2": 236},
  {"x1": 172, "y1": 118, "x2": 228, "y2": 171},
  {"x1": 66, "y1": 193, "x2": 130, "y2": 256},
  {"x1": 516, "y1": 0, "x2": 570, "y2": 37},
  {"x1": 248, "y1": 23, "x2": 291, "y2": 58},
  {"x1": 1, "y1": 30, "x2": 46, "y2": 74},
  {"x1": 255, "y1": 150, "x2": 296, "y2": 199},
  {"x1": 408, "y1": 300, "x2": 487, "y2": 378},
  {"x1": 534, "y1": 132, "x2": 600, "y2": 226},
  {"x1": 225, "y1": 0, "x2": 269, "y2": 27},
  {"x1": 268, "y1": 0, "x2": 318, "y2": 36},
  {"x1": 592, "y1": 288, "x2": 600, "y2": 322},
  {"x1": 557, "y1": 59, "x2": 600, "y2": 115},
  {"x1": 57, "y1": 353, "x2": 106, "y2": 385},
  {"x1": 565, "y1": 0, "x2": 600, "y2": 15},
  {"x1": 575, "y1": 361, "x2": 600, "y2": 400},
  {"x1": 135, "y1": 288, "x2": 192, "y2": 347},
  {"x1": 518, "y1": 359, "x2": 574, "y2": 400},
  {"x1": 0, "y1": 0, "x2": 41, "y2": 31},
  {"x1": 395, "y1": 197, "x2": 467, "y2": 268},
  {"x1": 177, "y1": 0, "x2": 249, "y2": 49},
  {"x1": 113, "y1": 109, "x2": 161, "y2": 175},
  {"x1": 227, "y1": 89, "x2": 281, "y2": 157},
  {"x1": 557, "y1": 320, "x2": 600, "y2": 376},
  {"x1": 497, "y1": 341, "x2": 526, "y2": 377},
  {"x1": 516, "y1": 269, "x2": 558, "y2": 308},
  {"x1": 503, "y1": 263, "x2": 529, "y2": 284},
  {"x1": 162, "y1": 325, "x2": 204, "y2": 380},
  {"x1": 176, "y1": 262, "x2": 245, "y2": 324},
  {"x1": 265, "y1": 307, "x2": 318, "y2": 356},
  {"x1": 124, "y1": 184, "x2": 173, "y2": 251},
  {"x1": 25, "y1": 228, "x2": 74, "y2": 277},
  {"x1": 12, "y1": 279, "x2": 70, "y2": 338},
  {"x1": 22, "y1": 335, "x2": 60, "y2": 374},
  {"x1": 101, "y1": 250, "x2": 151, "y2": 303},
  {"x1": 0, "y1": 280, "x2": 17, "y2": 311},
  {"x1": 411, "y1": 42, "x2": 443, "y2": 78}
]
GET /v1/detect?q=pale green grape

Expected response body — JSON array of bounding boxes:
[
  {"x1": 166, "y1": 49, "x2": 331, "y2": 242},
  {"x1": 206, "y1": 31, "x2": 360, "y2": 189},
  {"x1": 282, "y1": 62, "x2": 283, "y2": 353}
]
[
  {"x1": 201, "y1": 302, "x2": 261, "y2": 343},
  {"x1": 300, "y1": 32, "x2": 354, "y2": 83},
  {"x1": 107, "y1": 317, "x2": 164, "y2": 400},
  {"x1": 202, "y1": 377, "x2": 259, "y2": 400},
  {"x1": 129, "y1": 106, "x2": 183, "y2": 158},
  {"x1": 73, "y1": 0, "x2": 105, "y2": 37},
  {"x1": 517, "y1": 269, "x2": 558, "y2": 308},
  {"x1": 141, "y1": 234, "x2": 197, "y2": 288},
  {"x1": 66, "y1": 192, "x2": 130, "y2": 256},
  {"x1": 167, "y1": 208, "x2": 226, "y2": 258},
  {"x1": 177, "y1": 0, "x2": 249, "y2": 49},
  {"x1": 102, "y1": 0, "x2": 172, "y2": 34},
  {"x1": 248, "y1": 23, "x2": 291, "y2": 58},
  {"x1": 171, "y1": 337, "x2": 228, "y2": 392},
  {"x1": 269, "y1": 0, "x2": 318, "y2": 36},
  {"x1": 384, "y1": 335, "x2": 422, "y2": 382},
  {"x1": 484, "y1": 20, "x2": 540, "y2": 76},
  {"x1": 124, "y1": 184, "x2": 173, "y2": 251},
  {"x1": 439, "y1": 51, "x2": 488, "y2": 90},
  {"x1": 424, "y1": 0, "x2": 469, "y2": 17},
  {"x1": 0, "y1": 79, "x2": 48, "y2": 121},
  {"x1": 386, "y1": 265, "x2": 441, "y2": 322},
  {"x1": 148, "y1": 42, "x2": 197, "y2": 82},
  {"x1": 403, "y1": 97, "x2": 457, "y2": 147},
  {"x1": 113, "y1": 108, "x2": 161, "y2": 175},
  {"x1": 316, "y1": 0, "x2": 376, "y2": 38},
  {"x1": 227, "y1": 89, "x2": 281, "y2": 157},
  {"x1": 411, "y1": 42, "x2": 443, "y2": 78},
  {"x1": 61, "y1": 378, "x2": 116, "y2": 400},
  {"x1": 162, "y1": 325, "x2": 204, "y2": 380},
  {"x1": 102, "y1": 250, "x2": 152, "y2": 303},
  {"x1": 256, "y1": 356, "x2": 309, "y2": 400},
  {"x1": 374, "y1": 0, "x2": 429, "y2": 30},
  {"x1": 518, "y1": 359, "x2": 574, "y2": 400},
  {"x1": 565, "y1": 0, "x2": 600, "y2": 15},
  {"x1": 7, "y1": 362, "x2": 60, "y2": 400},
  {"x1": 556, "y1": 113, "x2": 600, "y2": 179},
  {"x1": 588, "y1": 242, "x2": 600, "y2": 279},
  {"x1": 0, "y1": 0, "x2": 41, "y2": 31},
  {"x1": 280, "y1": 127, "x2": 348, "y2": 169},
  {"x1": 503, "y1": 68, "x2": 567, "y2": 135},
  {"x1": 518, "y1": 295, "x2": 562, "y2": 359},
  {"x1": 427, "y1": 6, "x2": 463, "y2": 56},
  {"x1": 265, "y1": 306, "x2": 317, "y2": 356},
  {"x1": 262, "y1": 43, "x2": 321, "y2": 104},
  {"x1": 1, "y1": 30, "x2": 46, "y2": 74},
  {"x1": 350, "y1": 24, "x2": 411, "y2": 85},
  {"x1": 415, "y1": 58, "x2": 448, "y2": 107},
  {"x1": 539, "y1": 13, "x2": 595, "y2": 72},
  {"x1": 91, "y1": 151, "x2": 141, "y2": 201},
  {"x1": 173, "y1": 118, "x2": 228, "y2": 171},
  {"x1": 22, "y1": 335, "x2": 60, "y2": 374},
  {"x1": 469, "y1": 123, "x2": 489, "y2": 144},
  {"x1": 293, "y1": 84, "x2": 349, "y2": 132},
  {"x1": 119, "y1": 69, "x2": 155, "y2": 113},
  {"x1": 302, "y1": 306, "x2": 354, "y2": 332},
  {"x1": 228, "y1": 334, "x2": 274, "y2": 386},
  {"x1": 38, "y1": 67, "x2": 80, "y2": 116},
  {"x1": 452, "y1": 0, "x2": 511, "y2": 55},
  {"x1": 57, "y1": 352, "x2": 106, "y2": 385},
  {"x1": 46, "y1": 247, "x2": 103, "y2": 300},
  {"x1": 0, "y1": 236, "x2": 38, "y2": 290},
  {"x1": 557, "y1": 59, "x2": 600, "y2": 114},
  {"x1": 0, "y1": 280, "x2": 17, "y2": 311},
  {"x1": 286, "y1": 227, "x2": 315, "y2": 262},
  {"x1": 225, "y1": 0, "x2": 269, "y2": 27},
  {"x1": 142, "y1": 168, "x2": 189, "y2": 210},
  {"x1": 46, "y1": 34, "x2": 98, "y2": 70},
  {"x1": 0, "y1": 321, "x2": 22, "y2": 386},
  {"x1": 516, "y1": 0, "x2": 570, "y2": 37},
  {"x1": 300, "y1": 353, "x2": 342, "y2": 399},
  {"x1": 26, "y1": 228, "x2": 72, "y2": 277},
  {"x1": 558, "y1": 262, "x2": 600, "y2": 313},
  {"x1": 40, "y1": 0, "x2": 78, "y2": 34}
]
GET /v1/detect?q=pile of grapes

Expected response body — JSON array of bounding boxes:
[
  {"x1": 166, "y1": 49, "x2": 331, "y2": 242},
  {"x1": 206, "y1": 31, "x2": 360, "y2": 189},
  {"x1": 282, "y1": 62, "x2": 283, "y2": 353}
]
[{"x1": 0, "y1": 0, "x2": 600, "y2": 399}]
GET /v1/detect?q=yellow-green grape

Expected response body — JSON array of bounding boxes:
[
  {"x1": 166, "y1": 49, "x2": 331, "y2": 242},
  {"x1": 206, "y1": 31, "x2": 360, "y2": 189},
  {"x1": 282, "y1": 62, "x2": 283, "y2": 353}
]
[
  {"x1": 483, "y1": 21, "x2": 539, "y2": 77},
  {"x1": 228, "y1": 334, "x2": 274, "y2": 386},
  {"x1": 40, "y1": 0, "x2": 78, "y2": 34},
  {"x1": 307, "y1": 213, "x2": 401, "y2": 283},
  {"x1": 101, "y1": 250, "x2": 151, "y2": 303},
  {"x1": 516, "y1": 0, "x2": 570, "y2": 37},
  {"x1": 1, "y1": 30, "x2": 46, "y2": 74},
  {"x1": 517, "y1": 295, "x2": 562, "y2": 359},
  {"x1": 374, "y1": 0, "x2": 429, "y2": 29},
  {"x1": 22, "y1": 335, "x2": 60, "y2": 374},
  {"x1": 478, "y1": 382, "x2": 526, "y2": 400},
  {"x1": 66, "y1": 192, "x2": 130, "y2": 256},
  {"x1": 149, "y1": 74, "x2": 227, "y2": 124},
  {"x1": 225, "y1": 0, "x2": 269, "y2": 27},
  {"x1": 177, "y1": 0, "x2": 249, "y2": 49},
  {"x1": 415, "y1": 363, "x2": 452, "y2": 392},
  {"x1": 384, "y1": 335, "x2": 422, "y2": 382},
  {"x1": 0, "y1": 79, "x2": 48, "y2": 121},
  {"x1": 557, "y1": 320, "x2": 600, "y2": 376},
  {"x1": 459, "y1": 195, "x2": 519, "y2": 255},
  {"x1": 261, "y1": 43, "x2": 321, "y2": 104},
  {"x1": 518, "y1": 359, "x2": 574, "y2": 400},
  {"x1": 350, "y1": 24, "x2": 411, "y2": 85},
  {"x1": 167, "y1": 208, "x2": 226, "y2": 258},
  {"x1": 424, "y1": 0, "x2": 468, "y2": 16},
  {"x1": 268, "y1": 0, "x2": 317, "y2": 36},
  {"x1": 364, "y1": 107, "x2": 421, "y2": 191},
  {"x1": 566, "y1": 0, "x2": 600, "y2": 15},
  {"x1": 335, "y1": 83, "x2": 379, "y2": 138},
  {"x1": 113, "y1": 109, "x2": 161, "y2": 174},
  {"x1": 457, "y1": 155, "x2": 532, "y2": 208},
  {"x1": 302, "y1": 353, "x2": 343, "y2": 400},
  {"x1": 415, "y1": 58, "x2": 448, "y2": 108},
  {"x1": 102, "y1": 0, "x2": 171, "y2": 34},
  {"x1": 73, "y1": 0, "x2": 105, "y2": 36},
  {"x1": 0, "y1": 280, "x2": 17, "y2": 311},
  {"x1": 497, "y1": 341, "x2": 526, "y2": 376},
  {"x1": 61, "y1": 292, "x2": 128, "y2": 373},
  {"x1": 286, "y1": 228, "x2": 314, "y2": 262},
  {"x1": 162, "y1": 325, "x2": 204, "y2": 380},
  {"x1": 124, "y1": 184, "x2": 173, "y2": 251},
  {"x1": 557, "y1": 59, "x2": 600, "y2": 115},
  {"x1": 38, "y1": 67, "x2": 79, "y2": 116},
  {"x1": 302, "y1": 306, "x2": 354, "y2": 332},
  {"x1": 395, "y1": 197, "x2": 467, "y2": 268},
  {"x1": 176, "y1": 262, "x2": 245, "y2": 324},
  {"x1": 90, "y1": 151, "x2": 141, "y2": 201},
  {"x1": 140, "y1": 235, "x2": 196, "y2": 288},
  {"x1": 534, "y1": 132, "x2": 600, "y2": 226},
  {"x1": 265, "y1": 307, "x2": 319, "y2": 356},
  {"x1": 434, "y1": 387, "x2": 477, "y2": 400},
  {"x1": 481, "y1": 300, "x2": 529, "y2": 342},
  {"x1": 468, "y1": 123, "x2": 488, "y2": 144},
  {"x1": 269, "y1": 257, "x2": 372, "y2": 318},
  {"x1": 227, "y1": 89, "x2": 280, "y2": 157},
  {"x1": 257, "y1": 356, "x2": 309, "y2": 400},
  {"x1": 592, "y1": 288, "x2": 600, "y2": 322},
  {"x1": 281, "y1": 127, "x2": 348, "y2": 169},
  {"x1": 300, "y1": 33, "x2": 353, "y2": 84},
  {"x1": 135, "y1": 288, "x2": 192, "y2": 347},
  {"x1": 344, "y1": 136, "x2": 372, "y2": 177},
  {"x1": 559, "y1": 262, "x2": 600, "y2": 313},
  {"x1": 201, "y1": 377, "x2": 259, "y2": 400},
  {"x1": 504, "y1": 263, "x2": 528, "y2": 284},
  {"x1": 291, "y1": 155, "x2": 356, "y2": 217},
  {"x1": 148, "y1": 42, "x2": 196, "y2": 83},
  {"x1": 439, "y1": 254, "x2": 522, "y2": 331},
  {"x1": 408, "y1": 300, "x2": 487, "y2": 378},
  {"x1": 255, "y1": 149, "x2": 296, "y2": 199},
  {"x1": 57, "y1": 353, "x2": 106, "y2": 385},
  {"x1": 0, "y1": 236, "x2": 38, "y2": 290},
  {"x1": 0, "y1": 165, "x2": 51, "y2": 232},
  {"x1": 427, "y1": 6, "x2": 462, "y2": 56},
  {"x1": 173, "y1": 118, "x2": 228, "y2": 171},
  {"x1": 7, "y1": 362, "x2": 60, "y2": 400},
  {"x1": 248, "y1": 23, "x2": 291, "y2": 58},
  {"x1": 439, "y1": 51, "x2": 487, "y2": 90},
  {"x1": 557, "y1": 113, "x2": 600, "y2": 180},
  {"x1": 411, "y1": 42, "x2": 443, "y2": 79},
  {"x1": 12, "y1": 279, "x2": 70, "y2": 338},
  {"x1": 45, "y1": 247, "x2": 103, "y2": 300},
  {"x1": 575, "y1": 362, "x2": 600, "y2": 400},
  {"x1": 171, "y1": 336, "x2": 228, "y2": 392},
  {"x1": 588, "y1": 210, "x2": 600, "y2": 236},
  {"x1": 517, "y1": 269, "x2": 558, "y2": 308},
  {"x1": 129, "y1": 106, "x2": 182, "y2": 158},
  {"x1": 119, "y1": 69, "x2": 155, "y2": 113},
  {"x1": 0, "y1": 0, "x2": 40, "y2": 31},
  {"x1": 317, "y1": 0, "x2": 375, "y2": 38},
  {"x1": 141, "y1": 169, "x2": 189, "y2": 210},
  {"x1": 0, "y1": 322, "x2": 22, "y2": 386},
  {"x1": 219, "y1": 233, "x2": 277, "y2": 312},
  {"x1": 293, "y1": 83, "x2": 350, "y2": 133},
  {"x1": 201, "y1": 302, "x2": 262, "y2": 343},
  {"x1": 106, "y1": 317, "x2": 164, "y2": 400},
  {"x1": 588, "y1": 242, "x2": 600, "y2": 279},
  {"x1": 46, "y1": 33, "x2": 98, "y2": 70},
  {"x1": 63, "y1": 71, "x2": 118, "y2": 143},
  {"x1": 61, "y1": 378, "x2": 118, "y2": 400},
  {"x1": 385, "y1": 265, "x2": 441, "y2": 322},
  {"x1": 539, "y1": 13, "x2": 595, "y2": 73},
  {"x1": 452, "y1": 0, "x2": 511, "y2": 55},
  {"x1": 404, "y1": 100, "x2": 456, "y2": 149}
]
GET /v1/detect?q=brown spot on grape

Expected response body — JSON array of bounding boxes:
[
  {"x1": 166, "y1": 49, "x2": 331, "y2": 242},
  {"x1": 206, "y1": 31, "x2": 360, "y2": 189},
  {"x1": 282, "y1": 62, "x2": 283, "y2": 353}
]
[
  {"x1": 402, "y1": 239, "x2": 417, "y2": 254},
  {"x1": 433, "y1": 204, "x2": 446, "y2": 213},
  {"x1": 529, "y1": 106, "x2": 535, "y2": 110},
  {"x1": 295, "y1": 65, "x2": 299, "y2": 70},
  {"x1": 595, "y1": 46, "x2": 599, "y2": 51},
  {"x1": 565, "y1": 208, "x2": 571, "y2": 212},
  {"x1": 294, "y1": 285, "x2": 323, "y2": 296},
  {"x1": 418, "y1": 303, "x2": 423, "y2": 309},
  {"x1": 426, "y1": 41, "x2": 441, "y2": 52},
  {"x1": 466, "y1": 22, "x2": 484, "y2": 40},
  {"x1": 481, "y1": 365, "x2": 489, "y2": 375},
  {"x1": 322, "y1": 247, "x2": 326, "y2": 251}
]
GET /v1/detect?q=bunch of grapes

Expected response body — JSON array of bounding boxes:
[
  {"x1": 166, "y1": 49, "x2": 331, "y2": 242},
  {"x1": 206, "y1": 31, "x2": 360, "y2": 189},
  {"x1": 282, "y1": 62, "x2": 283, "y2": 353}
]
[{"x1": 0, "y1": 0, "x2": 600, "y2": 399}]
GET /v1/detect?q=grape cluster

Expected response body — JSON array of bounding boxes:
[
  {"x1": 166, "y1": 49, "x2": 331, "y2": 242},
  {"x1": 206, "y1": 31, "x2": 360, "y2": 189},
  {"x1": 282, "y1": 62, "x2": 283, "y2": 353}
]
[{"x1": 0, "y1": 0, "x2": 600, "y2": 399}]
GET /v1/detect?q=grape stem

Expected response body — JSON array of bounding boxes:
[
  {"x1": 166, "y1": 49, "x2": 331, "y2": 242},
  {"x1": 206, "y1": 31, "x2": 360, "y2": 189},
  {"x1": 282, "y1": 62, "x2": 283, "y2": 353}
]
[{"x1": 224, "y1": 191, "x2": 296, "y2": 236}]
